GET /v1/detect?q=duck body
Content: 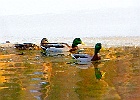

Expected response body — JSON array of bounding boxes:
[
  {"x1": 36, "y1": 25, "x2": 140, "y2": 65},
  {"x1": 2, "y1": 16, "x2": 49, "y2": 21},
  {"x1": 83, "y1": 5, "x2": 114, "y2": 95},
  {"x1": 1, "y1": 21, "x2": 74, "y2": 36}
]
[
  {"x1": 41, "y1": 38, "x2": 83, "y2": 56},
  {"x1": 41, "y1": 43, "x2": 70, "y2": 56},
  {"x1": 91, "y1": 54, "x2": 101, "y2": 61},
  {"x1": 71, "y1": 54, "x2": 92, "y2": 64},
  {"x1": 71, "y1": 43, "x2": 102, "y2": 64}
]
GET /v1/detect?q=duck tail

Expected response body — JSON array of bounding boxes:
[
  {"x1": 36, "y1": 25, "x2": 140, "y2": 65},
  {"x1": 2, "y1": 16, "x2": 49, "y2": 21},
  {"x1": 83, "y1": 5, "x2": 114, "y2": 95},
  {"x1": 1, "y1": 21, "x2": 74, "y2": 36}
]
[{"x1": 71, "y1": 54, "x2": 76, "y2": 59}]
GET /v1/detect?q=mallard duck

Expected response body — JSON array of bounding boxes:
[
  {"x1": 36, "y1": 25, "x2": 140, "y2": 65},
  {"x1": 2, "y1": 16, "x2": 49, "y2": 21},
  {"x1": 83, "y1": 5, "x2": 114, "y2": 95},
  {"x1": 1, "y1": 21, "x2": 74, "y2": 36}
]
[
  {"x1": 71, "y1": 43, "x2": 102, "y2": 64},
  {"x1": 40, "y1": 38, "x2": 83, "y2": 56},
  {"x1": 91, "y1": 43, "x2": 101, "y2": 61}
]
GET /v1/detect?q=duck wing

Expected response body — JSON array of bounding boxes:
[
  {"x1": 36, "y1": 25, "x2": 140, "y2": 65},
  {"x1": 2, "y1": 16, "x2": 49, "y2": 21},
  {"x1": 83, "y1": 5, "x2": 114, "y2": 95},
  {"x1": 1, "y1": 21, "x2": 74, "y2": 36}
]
[
  {"x1": 72, "y1": 54, "x2": 89, "y2": 59},
  {"x1": 71, "y1": 54, "x2": 92, "y2": 64},
  {"x1": 41, "y1": 43, "x2": 70, "y2": 56}
]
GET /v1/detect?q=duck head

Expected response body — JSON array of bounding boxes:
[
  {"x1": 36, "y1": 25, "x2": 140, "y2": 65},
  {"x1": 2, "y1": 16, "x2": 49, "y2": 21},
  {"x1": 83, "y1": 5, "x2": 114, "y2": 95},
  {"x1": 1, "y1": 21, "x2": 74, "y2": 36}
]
[
  {"x1": 72, "y1": 38, "x2": 82, "y2": 48},
  {"x1": 41, "y1": 38, "x2": 48, "y2": 46},
  {"x1": 95, "y1": 43, "x2": 102, "y2": 54},
  {"x1": 91, "y1": 43, "x2": 102, "y2": 61},
  {"x1": 70, "y1": 38, "x2": 83, "y2": 52}
]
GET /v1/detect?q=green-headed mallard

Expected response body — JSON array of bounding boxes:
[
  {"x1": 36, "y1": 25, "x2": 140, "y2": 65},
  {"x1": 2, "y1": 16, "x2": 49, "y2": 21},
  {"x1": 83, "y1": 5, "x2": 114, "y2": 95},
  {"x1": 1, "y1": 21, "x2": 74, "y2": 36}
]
[
  {"x1": 41, "y1": 38, "x2": 83, "y2": 56},
  {"x1": 71, "y1": 43, "x2": 102, "y2": 64}
]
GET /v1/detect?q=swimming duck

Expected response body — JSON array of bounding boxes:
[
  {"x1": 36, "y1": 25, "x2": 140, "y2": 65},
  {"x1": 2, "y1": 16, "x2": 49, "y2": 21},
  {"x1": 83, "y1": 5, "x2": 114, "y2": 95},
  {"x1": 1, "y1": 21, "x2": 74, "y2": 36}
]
[
  {"x1": 71, "y1": 43, "x2": 102, "y2": 64},
  {"x1": 40, "y1": 38, "x2": 83, "y2": 56},
  {"x1": 91, "y1": 43, "x2": 101, "y2": 61}
]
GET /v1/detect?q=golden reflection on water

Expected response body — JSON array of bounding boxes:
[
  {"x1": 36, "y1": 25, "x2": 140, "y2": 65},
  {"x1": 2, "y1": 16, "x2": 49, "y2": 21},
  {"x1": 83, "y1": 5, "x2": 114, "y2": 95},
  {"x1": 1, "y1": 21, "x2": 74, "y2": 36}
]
[
  {"x1": 0, "y1": 47, "x2": 140, "y2": 100},
  {"x1": 0, "y1": 50, "x2": 52, "y2": 100},
  {"x1": 75, "y1": 61, "x2": 116, "y2": 100}
]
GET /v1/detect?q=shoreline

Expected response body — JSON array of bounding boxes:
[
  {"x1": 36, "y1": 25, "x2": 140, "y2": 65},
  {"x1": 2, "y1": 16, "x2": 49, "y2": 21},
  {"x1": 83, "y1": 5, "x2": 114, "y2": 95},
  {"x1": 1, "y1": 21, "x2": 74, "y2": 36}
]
[
  {"x1": 1, "y1": 36, "x2": 140, "y2": 48},
  {"x1": 1, "y1": 42, "x2": 140, "y2": 48}
]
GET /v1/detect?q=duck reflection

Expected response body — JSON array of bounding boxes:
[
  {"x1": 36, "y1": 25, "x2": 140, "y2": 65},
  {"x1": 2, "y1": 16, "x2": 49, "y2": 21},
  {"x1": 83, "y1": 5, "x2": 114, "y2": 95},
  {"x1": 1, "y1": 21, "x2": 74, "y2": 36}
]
[
  {"x1": 75, "y1": 61, "x2": 105, "y2": 80},
  {"x1": 92, "y1": 61, "x2": 105, "y2": 80},
  {"x1": 75, "y1": 61, "x2": 108, "y2": 100}
]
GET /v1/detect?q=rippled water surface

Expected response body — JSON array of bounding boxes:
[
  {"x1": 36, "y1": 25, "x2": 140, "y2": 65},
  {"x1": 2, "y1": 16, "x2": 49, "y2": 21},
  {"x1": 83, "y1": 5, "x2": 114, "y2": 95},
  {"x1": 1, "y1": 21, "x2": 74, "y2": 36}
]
[
  {"x1": 0, "y1": 46, "x2": 140, "y2": 100},
  {"x1": 0, "y1": 48, "x2": 51, "y2": 100}
]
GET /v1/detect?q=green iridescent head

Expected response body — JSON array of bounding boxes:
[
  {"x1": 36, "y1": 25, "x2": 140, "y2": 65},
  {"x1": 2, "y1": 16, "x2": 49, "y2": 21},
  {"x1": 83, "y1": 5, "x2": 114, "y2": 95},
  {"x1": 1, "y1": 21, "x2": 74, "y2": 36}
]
[
  {"x1": 95, "y1": 43, "x2": 102, "y2": 54},
  {"x1": 72, "y1": 38, "x2": 82, "y2": 48}
]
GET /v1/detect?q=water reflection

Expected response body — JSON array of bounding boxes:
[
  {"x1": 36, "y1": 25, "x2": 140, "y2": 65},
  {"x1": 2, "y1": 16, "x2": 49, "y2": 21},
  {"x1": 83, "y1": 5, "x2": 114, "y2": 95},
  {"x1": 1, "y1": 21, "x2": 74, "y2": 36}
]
[
  {"x1": 111, "y1": 54, "x2": 140, "y2": 100},
  {"x1": 0, "y1": 61, "x2": 51, "y2": 100},
  {"x1": 1, "y1": 46, "x2": 140, "y2": 99},
  {"x1": 74, "y1": 61, "x2": 108, "y2": 100},
  {"x1": 92, "y1": 62, "x2": 105, "y2": 80},
  {"x1": 75, "y1": 61, "x2": 105, "y2": 80}
]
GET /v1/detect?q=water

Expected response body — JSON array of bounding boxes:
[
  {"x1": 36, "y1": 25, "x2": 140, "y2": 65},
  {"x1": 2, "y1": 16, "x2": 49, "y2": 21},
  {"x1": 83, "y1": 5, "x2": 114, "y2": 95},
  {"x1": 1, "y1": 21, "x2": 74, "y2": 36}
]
[
  {"x1": 1, "y1": 36, "x2": 140, "y2": 48},
  {"x1": 0, "y1": 49, "x2": 51, "y2": 100},
  {"x1": 0, "y1": 38, "x2": 140, "y2": 100}
]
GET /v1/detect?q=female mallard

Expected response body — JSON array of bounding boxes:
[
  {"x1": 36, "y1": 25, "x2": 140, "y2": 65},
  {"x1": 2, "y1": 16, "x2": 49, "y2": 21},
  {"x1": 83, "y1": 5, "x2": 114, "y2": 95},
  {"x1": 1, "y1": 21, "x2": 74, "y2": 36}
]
[
  {"x1": 41, "y1": 38, "x2": 49, "y2": 47},
  {"x1": 71, "y1": 43, "x2": 102, "y2": 64},
  {"x1": 40, "y1": 38, "x2": 83, "y2": 56}
]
